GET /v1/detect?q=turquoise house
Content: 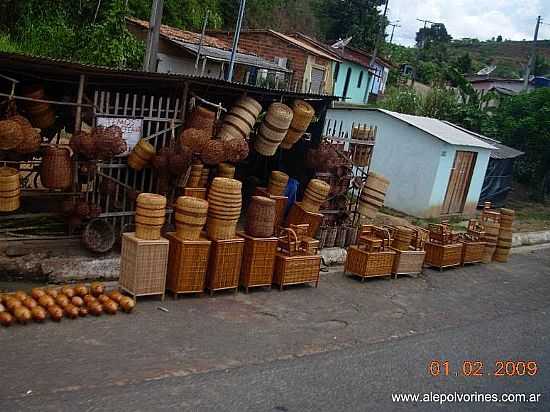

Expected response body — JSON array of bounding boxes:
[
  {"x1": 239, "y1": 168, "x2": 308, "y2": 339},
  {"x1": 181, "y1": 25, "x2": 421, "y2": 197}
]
[{"x1": 333, "y1": 59, "x2": 372, "y2": 104}]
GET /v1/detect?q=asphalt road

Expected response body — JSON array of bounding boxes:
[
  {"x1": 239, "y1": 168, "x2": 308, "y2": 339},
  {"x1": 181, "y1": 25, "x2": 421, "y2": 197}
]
[{"x1": 1, "y1": 246, "x2": 549, "y2": 411}]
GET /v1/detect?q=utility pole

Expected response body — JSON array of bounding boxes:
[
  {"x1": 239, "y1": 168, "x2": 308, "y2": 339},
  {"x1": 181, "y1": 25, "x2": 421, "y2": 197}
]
[
  {"x1": 227, "y1": 0, "x2": 246, "y2": 82},
  {"x1": 523, "y1": 15, "x2": 542, "y2": 90},
  {"x1": 365, "y1": 0, "x2": 389, "y2": 104},
  {"x1": 194, "y1": 9, "x2": 210, "y2": 75},
  {"x1": 388, "y1": 21, "x2": 401, "y2": 45},
  {"x1": 143, "y1": 0, "x2": 164, "y2": 72}
]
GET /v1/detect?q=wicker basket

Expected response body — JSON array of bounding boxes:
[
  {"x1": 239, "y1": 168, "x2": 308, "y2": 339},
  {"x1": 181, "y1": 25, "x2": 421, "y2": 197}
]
[
  {"x1": 302, "y1": 179, "x2": 331, "y2": 213},
  {"x1": 206, "y1": 177, "x2": 242, "y2": 240},
  {"x1": 218, "y1": 163, "x2": 235, "y2": 179},
  {"x1": 206, "y1": 237, "x2": 245, "y2": 295},
  {"x1": 180, "y1": 128, "x2": 211, "y2": 154},
  {"x1": 246, "y1": 196, "x2": 276, "y2": 238},
  {"x1": 0, "y1": 120, "x2": 24, "y2": 150},
  {"x1": 424, "y1": 242, "x2": 463, "y2": 270},
  {"x1": 188, "y1": 163, "x2": 204, "y2": 187},
  {"x1": 391, "y1": 247, "x2": 426, "y2": 276},
  {"x1": 41, "y1": 146, "x2": 73, "y2": 189},
  {"x1": 119, "y1": 232, "x2": 169, "y2": 300},
  {"x1": 93, "y1": 126, "x2": 127, "y2": 160},
  {"x1": 70, "y1": 130, "x2": 96, "y2": 159},
  {"x1": 183, "y1": 187, "x2": 207, "y2": 200},
  {"x1": 187, "y1": 106, "x2": 216, "y2": 136},
  {"x1": 22, "y1": 85, "x2": 56, "y2": 129},
  {"x1": 280, "y1": 100, "x2": 315, "y2": 149},
  {"x1": 218, "y1": 97, "x2": 262, "y2": 141},
  {"x1": 494, "y1": 229, "x2": 512, "y2": 263},
  {"x1": 482, "y1": 244, "x2": 496, "y2": 263},
  {"x1": 268, "y1": 171, "x2": 289, "y2": 196},
  {"x1": 461, "y1": 241, "x2": 485, "y2": 265},
  {"x1": 358, "y1": 172, "x2": 390, "y2": 218},
  {"x1": 325, "y1": 226, "x2": 338, "y2": 248},
  {"x1": 0, "y1": 167, "x2": 20, "y2": 212},
  {"x1": 238, "y1": 232, "x2": 278, "y2": 292},
  {"x1": 200, "y1": 167, "x2": 210, "y2": 188},
  {"x1": 175, "y1": 196, "x2": 208, "y2": 240},
  {"x1": 128, "y1": 139, "x2": 156, "y2": 171},
  {"x1": 254, "y1": 187, "x2": 288, "y2": 232},
  {"x1": 135, "y1": 193, "x2": 167, "y2": 240},
  {"x1": 392, "y1": 226, "x2": 414, "y2": 251},
  {"x1": 15, "y1": 127, "x2": 42, "y2": 155},
  {"x1": 255, "y1": 103, "x2": 293, "y2": 156},
  {"x1": 223, "y1": 137, "x2": 250, "y2": 163},
  {"x1": 166, "y1": 233, "x2": 211, "y2": 296},
  {"x1": 345, "y1": 246, "x2": 396, "y2": 280},
  {"x1": 285, "y1": 202, "x2": 323, "y2": 238},
  {"x1": 273, "y1": 253, "x2": 321, "y2": 290},
  {"x1": 82, "y1": 219, "x2": 116, "y2": 253},
  {"x1": 201, "y1": 139, "x2": 226, "y2": 165}
]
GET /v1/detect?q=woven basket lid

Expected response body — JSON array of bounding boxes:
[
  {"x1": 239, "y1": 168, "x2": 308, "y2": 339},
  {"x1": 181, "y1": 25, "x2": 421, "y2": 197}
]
[
  {"x1": 250, "y1": 196, "x2": 276, "y2": 207},
  {"x1": 268, "y1": 103, "x2": 293, "y2": 120},
  {"x1": 137, "y1": 193, "x2": 167, "y2": 207},
  {"x1": 176, "y1": 196, "x2": 208, "y2": 210},
  {"x1": 0, "y1": 167, "x2": 18, "y2": 179},
  {"x1": 270, "y1": 170, "x2": 289, "y2": 183},
  {"x1": 237, "y1": 96, "x2": 262, "y2": 115},
  {"x1": 137, "y1": 139, "x2": 156, "y2": 155},
  {"x1": 211, "y1": 177, "x2": 242, "y2": 191},
  {"x1": 293, "y1": 100, "x2": 314, "y2": 116},
  {"x1": 308, "y1": 179, "x2": 331, "y2": 192}
]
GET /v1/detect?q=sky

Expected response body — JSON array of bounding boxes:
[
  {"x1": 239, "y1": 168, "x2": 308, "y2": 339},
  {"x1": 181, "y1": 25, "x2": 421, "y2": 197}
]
[{"x1": 384, "y1": 0, "x2": 550, "y2": 46}]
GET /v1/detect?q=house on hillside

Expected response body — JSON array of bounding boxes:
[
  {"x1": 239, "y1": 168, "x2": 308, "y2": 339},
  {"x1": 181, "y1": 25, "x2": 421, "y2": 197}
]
[
  {"x1": 207, "y1": 29, "x2": 340, "y2": 95},
  {"x1": 466, "y1": 76, "x2": 534, "y2": 108},
  {"x1": 325, "y1": 108, "x2": 496, "y2": 218},
  {"x1": 127, "y1": 18, "x2": 291, "y2": 84}
]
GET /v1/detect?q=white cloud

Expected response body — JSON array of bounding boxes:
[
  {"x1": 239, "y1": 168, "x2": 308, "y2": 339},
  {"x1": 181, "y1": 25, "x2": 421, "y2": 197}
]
[{"x1": 385, "y1": 0, "x2": 550, "y2": 46}]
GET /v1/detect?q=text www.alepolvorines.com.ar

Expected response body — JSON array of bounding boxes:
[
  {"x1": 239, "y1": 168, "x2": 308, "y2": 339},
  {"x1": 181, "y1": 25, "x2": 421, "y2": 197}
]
[{"x1": 392, "y1": 392, "x2": 543, "y2": 404}]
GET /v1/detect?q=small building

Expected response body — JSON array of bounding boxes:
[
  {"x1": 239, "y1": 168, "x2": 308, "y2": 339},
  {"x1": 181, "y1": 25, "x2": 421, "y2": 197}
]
[
  {"x1": 127, "y1": 18, "x2": 290, "y2": 84},
  {"x1": 326, "y1": 108, "x2": 496, "y2": 218},
  {"x1": 207, "y1": 29, "x2": 340, "y2": 94}
]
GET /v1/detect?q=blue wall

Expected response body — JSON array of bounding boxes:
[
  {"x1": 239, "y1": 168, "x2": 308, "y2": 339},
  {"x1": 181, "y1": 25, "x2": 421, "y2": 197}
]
[{"x1": 333, "y1": 60, "x2": 370, "y2": 104}]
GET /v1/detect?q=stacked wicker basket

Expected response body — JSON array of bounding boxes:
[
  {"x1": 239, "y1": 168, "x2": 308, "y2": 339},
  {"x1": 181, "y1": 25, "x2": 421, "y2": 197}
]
[
  {"x1": 424, "y1": 223, "x2": 464, "y2": 270},
  {"x1": 389, "y1": 226, "x2": 427, "y2": 277},
  {"x1": 481, "y1": 208, "x2": 501, "y2": 263},
  {"x1": 255, "y1": 103, "x2": 293, "y2": 156},
  {"x1": 0, "y1": 167, "x2": 21, "y2": 212},
  {"x1": 358, "y1": 173, "x2": 390, "y2": 219},
  {"x1": 494, "y1": 208, "x2": 514, "y2": 263}
]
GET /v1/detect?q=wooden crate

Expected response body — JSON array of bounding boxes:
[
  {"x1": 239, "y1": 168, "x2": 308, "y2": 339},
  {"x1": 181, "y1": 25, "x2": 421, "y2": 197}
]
[
  {"x1": 206, "y1": 236, "x2": 245, "y2": 295},
  {"x1": 184, "y1": 187, "x2": 207, "y2": 200},
  {"x1": 391, "y1": 247, "x2": 426, "y2": 277},
  {"x1": 238, "y1": 232, "x2": 278, "y2": 293},
  {"x1": 344, "y1": 246, "x2": 396, "y2": 281},
  {"x1": 119, "y1": 232, "x2": 169, "y2": 300},
  {"x1": 285, "y1": 202, "x2": 323, "y2": 238},
  {"x1": 273, "y1": 253, "x2": 321, "y2": 290},
  {"x1": 166, "y1": 233, "x2": 211, "y2": 297},
  {"x1": 424, "y1": 242, "x2": 463, "y2": 270},
  {"x1": 254, "y1": 187, "x2": 288, "y2": 232},
  {"x1": 461, "y1": 241, "x2": 485, "y2": 265}
]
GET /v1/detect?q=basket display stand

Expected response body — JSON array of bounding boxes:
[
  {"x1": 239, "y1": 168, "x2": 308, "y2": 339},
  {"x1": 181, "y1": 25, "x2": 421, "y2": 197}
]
[
  {"x1": 238, "y1": 232, "x2": 278, "y2": 293},
  {"x1": 391, "y1": 247, "x2": 426, "y2": 278},
  {"x1": 166, "y1": 233, "x2": 211, "y2": 298},
  {"x1": 273, "y1": 253, "x2": 321, "y2": 291},
  {"x1": 461, "y1": 241, "x2": 485, "y2": 265},
  {"x1": 254, "y1": 187, "x2": 288, "y2": 232},
  {"x1": 424, "y1": 243, "x2": 463, "y2": 270},
  {"x1": 206, "y1": 236, "x2": 245, "y2": 296},
  {"x1": 285, "y1": 202, "x2": 324, "y2": 238},
  {"x1": 119, "y1": 232, "x2": 169, "y2": 300},
  {"x1": 344, "y1": 246, "x2": 396, "y2": 281}
]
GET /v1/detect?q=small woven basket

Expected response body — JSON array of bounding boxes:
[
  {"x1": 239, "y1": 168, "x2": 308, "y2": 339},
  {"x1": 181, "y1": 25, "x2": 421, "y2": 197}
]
[
  {"x1": 201, "y1": 140, "x2": 226, "y2": 166},
  {"x1": 218, "y1": 163, "x2": 236, "y2": 179},
  {"x1": 15, "y1": 128, "x2": 42, "y2": 155},
  {"x1": 187, "y1": 106, "x2": 216, "y2": 135},
  {"x1": 175, "y1": 196, "x2": 208, "y2": 240},
  {"x1": 41, "y1": 146, "x2": 73, "y2": 189},
  {"x1": 0, "y1": 120, "x2": 24, "y2": 150},
  {"x1": 246, "y1": 196, "x2": 276, "y2": 238},
  {"x1": 268, "y1": 171, "x2": 289, "y2": 196},
  {"x1": 223, "y1": 137, "x2": 250, "y2": 163},
  {"x1": 128, "y1": 139, "x2": 155, "y2": 171},
  {"x1": 0, "y1": 167, "x2": 21, "y2": 212},
  {"x1": 82, "y1": 219, "x2": 116, "y2": 253},
  {"x1": 135, "y1": 193, "x2": 167, "y2": 240},
  {"x1": 179, "y1": 128, "x2": 211, "y2": 154}
]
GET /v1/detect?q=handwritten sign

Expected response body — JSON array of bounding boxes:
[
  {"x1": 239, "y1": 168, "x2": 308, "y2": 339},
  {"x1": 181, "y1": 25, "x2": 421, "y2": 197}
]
[{"x1": 96, "y1": 116, "x2": 143, "y2": 154}]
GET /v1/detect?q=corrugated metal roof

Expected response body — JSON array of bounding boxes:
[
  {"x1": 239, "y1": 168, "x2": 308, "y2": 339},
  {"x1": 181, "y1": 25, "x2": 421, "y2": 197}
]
[
  {"x1": 171, "y1": 41, "x2": 290, "y2": 72},
  {"x1": 0, "y1": 52, "x2": 339, "y2": 100},
  {"x1": 443, "y1": 122, "x2": 524, "y2": 159},
  {"x1": 268, "y1": 30, "x2": 341, "y2": 62},
  {"x1": 377, "y1": 109, "x2": 496, "y2": 150}
]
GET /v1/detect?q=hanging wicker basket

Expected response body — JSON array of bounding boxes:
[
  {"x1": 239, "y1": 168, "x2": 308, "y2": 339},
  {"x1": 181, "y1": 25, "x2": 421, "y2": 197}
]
[
  {"x1": 40, "y1": 146, "x2": 73, "y2": 189},
  {"x1": 281, "y1": 100, "x2": 315, "y2": 150},
  {"x1": 0, "y1": 120, "x2": 24, "y2": 150}
]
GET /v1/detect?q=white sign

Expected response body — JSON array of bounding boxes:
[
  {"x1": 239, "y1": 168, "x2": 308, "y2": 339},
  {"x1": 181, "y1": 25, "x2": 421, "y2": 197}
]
[{"x1": 96, "y1": 116, "x2": 144, "y2": 154}]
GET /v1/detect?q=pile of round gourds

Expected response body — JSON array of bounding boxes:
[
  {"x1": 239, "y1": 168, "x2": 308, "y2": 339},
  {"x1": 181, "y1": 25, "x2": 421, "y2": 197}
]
[{"x1": 0, "y1": 282, "x2": 136, "y2": 327}]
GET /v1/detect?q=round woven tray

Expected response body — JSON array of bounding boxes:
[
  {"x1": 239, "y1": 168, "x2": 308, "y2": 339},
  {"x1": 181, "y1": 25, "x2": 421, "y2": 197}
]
[{"x1": 82, "y1": 219, "x2": 116, "y2": 253}]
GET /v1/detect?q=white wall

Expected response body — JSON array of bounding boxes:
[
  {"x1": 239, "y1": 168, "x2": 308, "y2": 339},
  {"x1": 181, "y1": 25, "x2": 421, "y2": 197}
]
[{"x1": 157, "y1": 53, "x2": 223, "y2": 78}]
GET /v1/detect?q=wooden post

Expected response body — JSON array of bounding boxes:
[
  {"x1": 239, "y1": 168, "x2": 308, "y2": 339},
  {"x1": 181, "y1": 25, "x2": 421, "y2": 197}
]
[{"x1": 75, "y1": 75, "x2": 86, "y2": 132}]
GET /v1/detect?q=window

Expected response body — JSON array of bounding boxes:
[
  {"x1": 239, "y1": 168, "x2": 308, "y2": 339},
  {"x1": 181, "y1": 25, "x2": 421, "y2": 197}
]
[
  {"x1": 334, "y1": 62, "x2": 340, "y2": 82},
  {"x1": 342, "y1": 68, "x2": 352, "y2": 98},
  {"x1": 311, "y1": 67, "x2": 326, "y2": 93},
  {"x1": 357, "y1": 71, "x2": 363, "y2": 88}
]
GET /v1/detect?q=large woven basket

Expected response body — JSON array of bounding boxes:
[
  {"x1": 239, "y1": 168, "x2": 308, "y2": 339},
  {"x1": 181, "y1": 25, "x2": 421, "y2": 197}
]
[
  {"x1": 281, "y1": 100, "x2": 314, "y2": 149},
  {"x1": 255, "y1": 103, "x2": 293, "y2": 156},
  {"x1": 358, "y1": 172, "x2": 390, "y2": 218},
  {"x1": 302, "y1": 179, "x2": 330, "y2": 213},
  {"x1": 22, "y1": 85, "x2": 56, "y2": 129},
  {"x1": 494, "y1": 229, "x2": 512, "y2": 262},
  {"x1": 0, "y1": 167, "x2": 21, "y2": 212},
  {"x1": 14, "y1": 127, "x2": 41, "y2": 155},
  {"x1": 246, "y1": 196, "x2": 276, "y2": 238},
  {"x1": 82, "y1": 219, "x2": 116, "y2": 253},
  {"x1": 224, "y1": 137, "x2": 250, "y2": 163},
  {"x1": 41, "y1": 146, "x2": 73, "y2": 189},
  {"x1": 392, "y1": 226, "x2": 414, "y2": 251},
  {"x1": 218, "y1": 97, "x2": 262, "y2": 141},
  {"x1": 268, "y1": 171, "x2": 289, "y2": 196},
  {"x1": 206, "y1": 177, "x2": 242, "y2": 240},
  {"x1": 175, "y1": 196, "x2": 208, "y2": 240},
  {"x1": 0, "y1": 120, "x2": 24, "y2": 150},
  {"x1": 135, "y1": 193, "x2": 167, "y2": 240},
  {"x1": 128, "y1": 139, "x2": 156, "y2": 171},
  {"x1": 187, "y1": 106, "x2": 216, "y2": 136}
]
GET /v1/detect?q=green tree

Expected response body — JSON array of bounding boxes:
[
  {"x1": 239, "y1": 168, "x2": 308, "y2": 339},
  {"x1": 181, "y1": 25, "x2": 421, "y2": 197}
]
[
  {"x1": 496, "y1": 35, "x2": 503, "y2": 42},
  {"x1": 454, "y1": 52, "x2": 473, "y2": 74},
  {"x1": 534, "y1": 55, "x2": 550, "y2": 76},
  {"x1": 415, "y1": 23, "x2": 452, "y2": 49},
  {"x1": 314, "y1": 0, "x2": 386, "y2": 50}
]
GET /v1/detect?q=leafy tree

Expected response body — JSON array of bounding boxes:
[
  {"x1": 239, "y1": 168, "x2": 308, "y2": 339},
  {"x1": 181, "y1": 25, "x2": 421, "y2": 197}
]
[
  {"x1": 454, "y1": 52, "x2": 473, "y2": 74},
  {"x1": 415, "y1": 23, "x2": 452, "y2": 49},
  {"x1": 534, "y1": 55, "x2": 550, "y2": 76},
  {"x1": 496, "y1": 35, "x2": 503, "y2": 42},
  {"x1": 315, "y1": 0, "x2": 386, "y2": 50}
]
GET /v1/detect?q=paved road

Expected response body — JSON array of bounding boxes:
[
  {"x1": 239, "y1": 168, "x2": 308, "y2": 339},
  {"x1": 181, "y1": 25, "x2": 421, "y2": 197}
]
[{"x1": 1, "y1": 247, "x2": 549, "y2": 411}]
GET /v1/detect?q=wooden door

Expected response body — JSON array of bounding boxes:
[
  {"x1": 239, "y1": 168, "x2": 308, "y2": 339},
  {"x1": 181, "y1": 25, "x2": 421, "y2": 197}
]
[{"x1": 441, "y1": 151, "x2": 477, "y2": 215}]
